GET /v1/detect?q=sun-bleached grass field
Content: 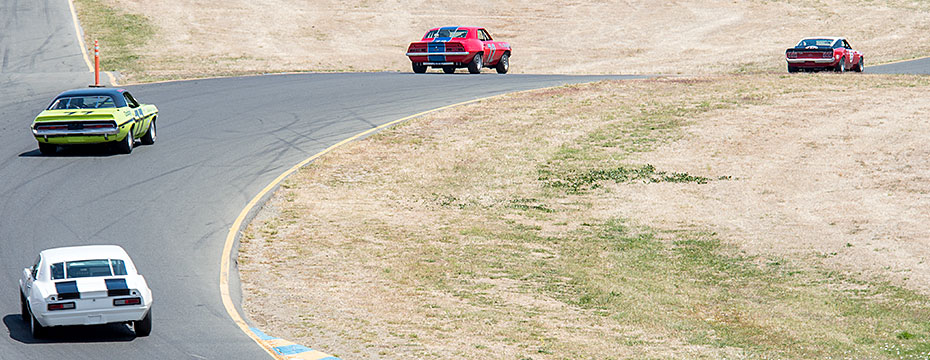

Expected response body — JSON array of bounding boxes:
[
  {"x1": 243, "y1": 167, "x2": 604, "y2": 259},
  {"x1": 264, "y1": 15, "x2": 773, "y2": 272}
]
[{"x1": 240, "y1": 74, "x2": 930, "y2": 359}]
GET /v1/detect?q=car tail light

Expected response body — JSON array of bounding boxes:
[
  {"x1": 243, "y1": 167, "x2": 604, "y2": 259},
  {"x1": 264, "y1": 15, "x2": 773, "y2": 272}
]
[
  {"x1": 37, "y1": 125, "x2": 67, "y2": 130},
  {"x1": 408, "y1": 44, "x2": 426, "y2": 53},
  {"x1": 787, "y1": 52, "x2": 797, "y2": 59},
  {"x1": 48, "y1": 302, "x2": 76, "y2": 311},
  {"x1": 113, "y1": 297, "x2": 142, "y2": 306},
  {"x1": 84, "y1": 124, "x2": 112, "y2": 129},
  {"x1": 823, "y1": 51, "x2": 832, "y2": 59},
  {"x1": 447, "y1": 43, "x2": 465, "y2": 52}
]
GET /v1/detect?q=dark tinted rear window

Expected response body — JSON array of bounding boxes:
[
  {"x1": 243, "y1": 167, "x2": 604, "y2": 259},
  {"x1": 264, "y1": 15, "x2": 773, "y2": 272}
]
[{"x1": 424, "y1": 29, "x2": 468, "y2": 39}]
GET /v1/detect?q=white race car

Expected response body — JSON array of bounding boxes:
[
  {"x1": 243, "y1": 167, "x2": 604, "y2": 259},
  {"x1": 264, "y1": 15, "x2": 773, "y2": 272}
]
[{"x1": 19, "y1": 245, "x2": 153, "y2": 338}]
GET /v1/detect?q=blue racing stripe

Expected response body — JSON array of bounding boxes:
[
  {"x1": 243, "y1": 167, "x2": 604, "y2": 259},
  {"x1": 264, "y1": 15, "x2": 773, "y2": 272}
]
[
  {"x1": 428, "y1": 42, "x2": 447, "y2": 62},
  {"x1": 55, "y1": 281, "x2": 80, "y2": 300},
  {"x1": 273, "y1": 344, "x2": 312, "y2": 356}
]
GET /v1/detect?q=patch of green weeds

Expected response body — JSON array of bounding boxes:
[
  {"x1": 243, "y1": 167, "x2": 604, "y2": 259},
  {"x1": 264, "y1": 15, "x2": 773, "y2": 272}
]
[
  {"x1": 74, "y1": 0, "x2": 154, "y2": 75},
  {"x1": 540, "y1": 164, "x2": 720, "y2": 192}
]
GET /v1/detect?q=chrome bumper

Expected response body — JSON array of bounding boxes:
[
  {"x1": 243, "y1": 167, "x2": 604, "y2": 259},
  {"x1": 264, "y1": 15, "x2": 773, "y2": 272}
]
[
  {"x1": 787, "y1": 58, "x2": 835, "y2": 64},
  {"x1": 406, "y1": 52, "x2": 469, "y2": 57},
  {"x1": 33, "y1": 127, "x2": 120, "y2": 136}
]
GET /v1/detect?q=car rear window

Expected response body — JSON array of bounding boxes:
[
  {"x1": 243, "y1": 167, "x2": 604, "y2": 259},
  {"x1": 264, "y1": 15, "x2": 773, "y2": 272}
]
[
  {"x1": 796, "y1": 39, "x2": 834, "y2": 48},
  {"x1": 50, "y1": 259, "x2": 124, "y2": 279},
  {"x1": 424, "y1": 29, "x2": 468, "y2": 39},
  {"x1": 49, "y1": 96, "x2": 116, "y2": 110}
]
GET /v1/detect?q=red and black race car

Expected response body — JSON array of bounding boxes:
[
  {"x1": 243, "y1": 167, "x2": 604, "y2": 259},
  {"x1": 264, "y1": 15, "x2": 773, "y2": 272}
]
[
  {"x1": 406, "y1": 26, "x2": 511, "y2": 74},
  {"x1": 786, "y1": 37, "x2": 863, "y2": 73}
]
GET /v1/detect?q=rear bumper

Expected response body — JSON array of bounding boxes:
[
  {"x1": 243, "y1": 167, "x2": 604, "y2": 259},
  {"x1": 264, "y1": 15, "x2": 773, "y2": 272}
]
[
  {"x1": 787, "y1": 58, "x2": 836, "y2": 65},
  {"x1": 37, "y1": 304, "x2": 150, "y2": 327},
  {"x1": 33, "y1": 127, "x2": 120, "y2": 137},
  {"x1": 34, "y1": 126, "x2": 130, "y2": 145},
  {"x1": 408, "y1": 53, "x2": 475, "y2": 65}
]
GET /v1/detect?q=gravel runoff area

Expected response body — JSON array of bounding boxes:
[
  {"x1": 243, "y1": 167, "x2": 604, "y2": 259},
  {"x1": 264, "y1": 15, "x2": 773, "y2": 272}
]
[{"x1": 240, "y1": 74, "x2": 930, "y2": 359}]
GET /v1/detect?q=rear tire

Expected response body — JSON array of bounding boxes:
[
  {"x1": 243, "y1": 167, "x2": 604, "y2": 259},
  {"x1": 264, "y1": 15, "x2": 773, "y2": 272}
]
[
  {"x1": 30, "y1": 312, "x2": 45, "y2": 339},
  {"x1": 116, "y1": 130, "x2": 134, "y2": 154},
  {"x1": 20, "y1": 291, "x2": 28, "y2": 323},
  {"x1": 135, "y1": 309, "x2": 152, "y2": 337},
  {"x1": 412, "y1": 62, "x2": 427, "y2": 74},
  {"x1": 787, "y1": 65, "x2": 798, "y2": 73},
  {"x1": 835, "y1": 57, "x2": 846, "y2": 72},
  {"x1": 140, "y1": 119, "x2": 156, "y2": 145},
  {"x1": 467, "y1": 53, "x2": 483, "y2": 74},
  {"x1": 442, "y1": 66, "x2": 456, "y2": 74},
  {"x1": 38, "y1": 142, "x2": 56, "y2": 155},
  {"x1": 855, "y1": 57, "x2": 864, "y2": 72},
  {"x1": 495, "y1": 54, "x2": 510, "y2": 74}
]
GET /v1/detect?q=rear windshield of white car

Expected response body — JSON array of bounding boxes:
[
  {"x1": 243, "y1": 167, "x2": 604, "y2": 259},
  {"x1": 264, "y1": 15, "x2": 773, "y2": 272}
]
[
  {"x1": 50, "y1": 259, "x2": 128, "y2": 280},
  {"x1": 796, "y1": 39, "x2": 834, "y2": 48},
  {"x1": 424, "y1": 29, "x2": 468, "y2": 39},
  {"x1": 48, "y1": 96, "x2": 117, "y2": 110}
]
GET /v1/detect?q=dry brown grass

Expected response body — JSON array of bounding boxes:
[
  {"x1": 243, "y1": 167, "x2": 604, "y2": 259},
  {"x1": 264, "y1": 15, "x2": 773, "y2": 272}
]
[
  {"x1": 239, "y1": 74, "x2": 930, "y2": 359},
  {"x1": 89, "y1": 0, "x2": 930, "y2": 80}
]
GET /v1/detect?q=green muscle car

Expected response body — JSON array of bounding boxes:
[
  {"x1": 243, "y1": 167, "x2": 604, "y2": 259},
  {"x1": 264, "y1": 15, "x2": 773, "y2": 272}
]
[{"x1": 32, "y1": 88, "x2": 158, "y2": 155}]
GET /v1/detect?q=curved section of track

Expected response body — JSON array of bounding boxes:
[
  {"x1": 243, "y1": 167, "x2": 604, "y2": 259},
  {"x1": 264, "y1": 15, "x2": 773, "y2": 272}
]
[
  {"x1": 867, "y1": 56, "x2": 930, "y2": 74},
  {"x1": 0, "y1": 72, "x2": 644, "y2": 359}
]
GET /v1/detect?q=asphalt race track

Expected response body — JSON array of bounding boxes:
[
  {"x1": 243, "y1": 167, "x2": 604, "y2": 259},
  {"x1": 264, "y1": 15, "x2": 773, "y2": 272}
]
[
  {"x1": 0, "y1": 1, "x2": 647, "y2": 359},
  {"x1": 2, "y1": 1, "x2": 928, "y2": 359},
  {"x1": 868, "y1": 57, "x2": 930, "y2": 75}
]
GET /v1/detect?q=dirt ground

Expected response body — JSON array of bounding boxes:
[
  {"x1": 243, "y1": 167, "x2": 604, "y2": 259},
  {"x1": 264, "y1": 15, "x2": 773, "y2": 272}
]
[
  {"x1": 99, "y1": 0, "x2": 930, "y2": 78},
  {"x1": 238, "y1": 74, "x2": 930, "y2": 358}
]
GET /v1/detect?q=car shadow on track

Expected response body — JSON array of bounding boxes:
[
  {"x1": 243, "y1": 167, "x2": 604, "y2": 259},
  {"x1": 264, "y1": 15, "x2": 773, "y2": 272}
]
[
  {"x1": 18, "y1": 144, "x2": 123, "y2": 158},
  {"x1": 3, "y1": 314, "x2": 136, "y2": 344}
]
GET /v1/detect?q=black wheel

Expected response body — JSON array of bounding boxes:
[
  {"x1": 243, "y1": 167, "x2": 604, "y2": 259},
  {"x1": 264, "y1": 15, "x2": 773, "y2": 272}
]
[
  {"x1": 835, "y1": 57, "x2": 846, "y2": 72},
  {"x1": 467, "y1": 53, "x2": 483, "y2": 74},
  {"x1": 855, "y1": 57, "x2": 864, "y2": 72},
  {"x1": 442, "y1": 66, "x2": 456, "y2": 74},
  {"x1": 787, "y1": 65, "x2": 798, "y2": 73},
  {"x1": 495, "y1": 53, "x2": 510, "y2": 74},
  {"x1": 140, "y1": 118, "x2": 156, "y2": 145},
  {"x1": 412, "y1": 62, "x2": 427, "y2": 74},
  {"x1": 30, "y1": 313, "x2": 45, "y2": 339},
  {"x1": 116, "y1": 131, "x2": 134, "y2": 154},
  {"x1": 38, "y1": 142, "x2": 56, "y2": 155},
  {"x1": 134, "y1": 309, "x2": 152, "y2": 337},
  {"x1": 20, "y1": 291, "x2": 28, "y2": 323}
]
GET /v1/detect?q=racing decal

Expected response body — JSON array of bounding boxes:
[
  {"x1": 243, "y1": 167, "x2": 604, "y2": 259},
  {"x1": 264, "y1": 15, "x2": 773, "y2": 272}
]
[
  {"x1": 55, "y1": 281, "x2": 80, "y2": 300},
  {"x1": 105, "y1": 278, "x2": 130, "y2": 296}
]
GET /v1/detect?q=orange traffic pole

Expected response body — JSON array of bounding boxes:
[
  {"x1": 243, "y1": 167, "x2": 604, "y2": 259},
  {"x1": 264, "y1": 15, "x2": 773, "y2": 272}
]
[{"x1": 94, "y1": 40, "x2": 100, "y2": 87}]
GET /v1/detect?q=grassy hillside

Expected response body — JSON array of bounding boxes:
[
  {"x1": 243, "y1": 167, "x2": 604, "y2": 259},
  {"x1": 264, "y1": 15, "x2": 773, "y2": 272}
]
[{"x1": 80, "y1": 0, "x2": 930, "y2": 80}]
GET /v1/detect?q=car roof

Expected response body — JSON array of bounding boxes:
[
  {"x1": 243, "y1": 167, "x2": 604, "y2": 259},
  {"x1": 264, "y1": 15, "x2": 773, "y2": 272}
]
[
  {"x1": 427, "y1": 26, "x2": 482, "y2": 31},
  {"x1": 800, "y1": 37, "x2": 844, "y2": 41},
  {"x1": 55, "y1": 88, "x2": 129, "y2": 99},
  {"x1": 40, "y1": 245, "x2": 131, "y2": 264}
]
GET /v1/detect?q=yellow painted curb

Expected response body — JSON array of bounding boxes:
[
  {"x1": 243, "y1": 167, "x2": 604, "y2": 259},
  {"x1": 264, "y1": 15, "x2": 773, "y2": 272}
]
[{"x1": 67, "y1": 0, "x2": 93, "y2": 73}]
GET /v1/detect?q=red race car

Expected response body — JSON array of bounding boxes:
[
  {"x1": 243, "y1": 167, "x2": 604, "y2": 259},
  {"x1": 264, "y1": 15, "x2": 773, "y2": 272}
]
[
  {"x1": 406, "y1": 26, "x2": 511, "y2": 74},
  {"x1": 786, "y1": 37, "x2": 864, "y2": 73}
]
